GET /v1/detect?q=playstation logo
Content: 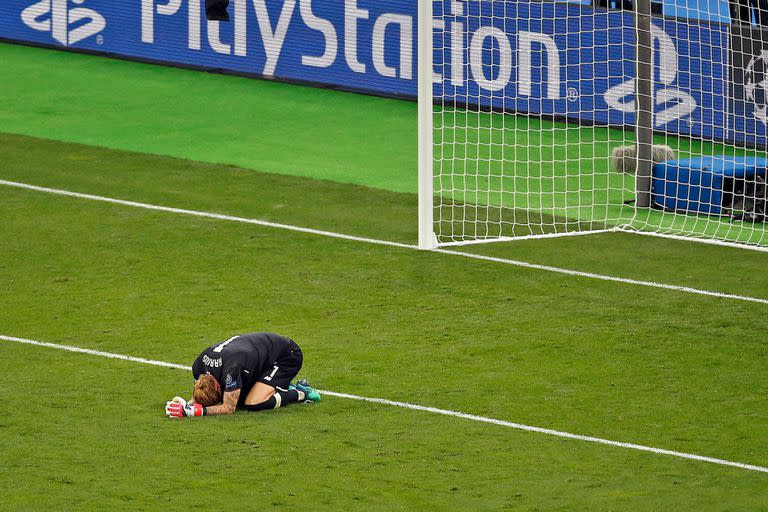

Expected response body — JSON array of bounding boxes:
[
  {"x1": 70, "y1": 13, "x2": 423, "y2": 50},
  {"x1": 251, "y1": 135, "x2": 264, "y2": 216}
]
[{"x1": 21, "y1": 0, "x2": 106, "y2": 46}]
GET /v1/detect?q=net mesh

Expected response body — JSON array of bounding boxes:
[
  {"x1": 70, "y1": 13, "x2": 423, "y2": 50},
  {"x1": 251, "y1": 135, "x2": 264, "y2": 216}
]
[{"x1": 430, "y1": 0, "x2": 768, "y2": 249}]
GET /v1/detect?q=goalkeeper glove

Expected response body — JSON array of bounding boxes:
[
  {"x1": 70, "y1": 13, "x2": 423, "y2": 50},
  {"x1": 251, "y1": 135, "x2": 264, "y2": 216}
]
[{"x1": 165, "y1": 396, "x2": 204, "y2": 418}]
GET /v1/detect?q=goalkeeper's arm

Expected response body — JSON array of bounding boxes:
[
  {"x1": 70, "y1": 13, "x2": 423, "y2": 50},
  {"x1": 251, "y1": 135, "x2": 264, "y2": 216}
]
[
  {"x1": 200, "y1": 389, "x2": 239, "y2": 416},
  {"x1": 165, "y1": 389, "x2": 240, "y2": 418}
]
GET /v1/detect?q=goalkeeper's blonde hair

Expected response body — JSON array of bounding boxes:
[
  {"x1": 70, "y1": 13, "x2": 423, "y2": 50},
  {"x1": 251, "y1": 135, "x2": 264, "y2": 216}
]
[{"x1": 193, "y1": 373, "x2": 221, "y2": 407}]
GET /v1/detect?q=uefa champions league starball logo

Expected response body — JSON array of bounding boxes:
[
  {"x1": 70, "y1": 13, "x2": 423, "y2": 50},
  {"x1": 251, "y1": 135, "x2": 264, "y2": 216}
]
[{"x1": 745, "y1": 50, "x2": 768, "y2": 125}]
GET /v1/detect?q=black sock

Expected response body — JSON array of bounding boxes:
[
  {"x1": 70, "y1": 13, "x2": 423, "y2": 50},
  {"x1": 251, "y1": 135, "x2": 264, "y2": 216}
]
[
  {"x1": 281, "y1": 389, "x2": 303, "y2": 403},
  {"x1": 242, "y1": 390, "x2": 303, "y2": 412}
]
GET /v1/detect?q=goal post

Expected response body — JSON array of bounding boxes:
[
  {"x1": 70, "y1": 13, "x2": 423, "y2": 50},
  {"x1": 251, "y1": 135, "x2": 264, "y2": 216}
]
[
  {"x1": 418, "y1": 0, "x2": 436, "y2": 250},
  {"x1": 418, "y1": 0, "x2": 768, "y2": 251}
]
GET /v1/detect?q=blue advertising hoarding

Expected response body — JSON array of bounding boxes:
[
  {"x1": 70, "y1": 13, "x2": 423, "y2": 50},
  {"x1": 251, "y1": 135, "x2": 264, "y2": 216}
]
[
  {"x1": 729, "y1": 23, "x2": 768, "y2": 149},
  {"x1": 434, "y1": 1, "x2": 728, "y2": 142},
  {"x1": 0, "y1": 0, "x2": 763, "y2": 148},
  {"x1": 1, "y1": 0, "x2": 419, "y2": 98}
]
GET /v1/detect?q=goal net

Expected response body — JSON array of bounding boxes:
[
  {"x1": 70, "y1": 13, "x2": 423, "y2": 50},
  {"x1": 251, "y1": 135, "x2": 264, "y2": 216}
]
[{"x1": 419, "y1": 0, "x2": 768, "y2": 250}]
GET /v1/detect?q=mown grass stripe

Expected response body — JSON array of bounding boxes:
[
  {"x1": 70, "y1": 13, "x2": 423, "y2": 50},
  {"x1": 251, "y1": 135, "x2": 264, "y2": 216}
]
[
  {"x1": 2, "y1": 334, "x2": 767, "y2": 475},
  {"x1": 0, "y1": 179, "x2": 413, "y2": 249},
  {"x1": 2, "y1": 178, "x2": 767, "y2": 305}
]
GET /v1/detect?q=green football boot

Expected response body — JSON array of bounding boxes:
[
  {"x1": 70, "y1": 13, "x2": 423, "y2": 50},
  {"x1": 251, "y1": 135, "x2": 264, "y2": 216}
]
[{"x1": 295, "y1": 379, "x2": 321, "y2": 402}]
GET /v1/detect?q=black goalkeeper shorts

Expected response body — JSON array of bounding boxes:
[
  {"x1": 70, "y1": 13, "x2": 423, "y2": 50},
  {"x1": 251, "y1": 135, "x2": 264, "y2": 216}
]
[{"x1": 258, "y1": 342, "x2": 303, "y2": 391}]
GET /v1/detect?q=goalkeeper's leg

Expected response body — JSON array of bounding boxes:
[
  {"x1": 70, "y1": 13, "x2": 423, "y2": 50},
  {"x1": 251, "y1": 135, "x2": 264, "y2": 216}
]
[
  {"x1": 243, "y1": 382, "x2": 305, "y2": 412},
  {"x1": 242, "y1": 342, "x2": 321, "y2": 411},
  {"x1": 242, "y1": 346, "x2": 309, "y2": 411}
]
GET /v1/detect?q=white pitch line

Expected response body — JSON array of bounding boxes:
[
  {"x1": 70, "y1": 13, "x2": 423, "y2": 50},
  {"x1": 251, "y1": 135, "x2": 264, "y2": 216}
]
[
  {"x1": 0, "y1": 334, "x2": 190, "y2": 370},
  {"x1": 0, "y1": 179, "x2": 413, "y2": 250},
  {"x1": 321, "y1": 391, "x2": 768, "y2": 474},
  {"x1": 436, "y1": 249, "x2": 768, "y2": 305},
  {"x1": 2, "y1": 178, "x2": 767, "y2": 305},
  {"x1": 2, "y1": 334, "x2": 767, "y2": 475}
]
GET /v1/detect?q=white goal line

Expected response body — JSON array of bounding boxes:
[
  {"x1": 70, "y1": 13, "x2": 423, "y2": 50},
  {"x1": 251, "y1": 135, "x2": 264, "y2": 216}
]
[
  {"x1": 1, "y1": 333, "x2": 766, "y2": 475},
  {"x1": 1, "y1": 179, "x2": 767, "y2": 305}
]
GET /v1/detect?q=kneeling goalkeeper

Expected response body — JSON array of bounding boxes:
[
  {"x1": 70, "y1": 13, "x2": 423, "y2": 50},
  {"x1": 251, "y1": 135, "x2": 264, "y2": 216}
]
[{"x1": 165, "y1": 332, "x2": 320, "y2": 419}]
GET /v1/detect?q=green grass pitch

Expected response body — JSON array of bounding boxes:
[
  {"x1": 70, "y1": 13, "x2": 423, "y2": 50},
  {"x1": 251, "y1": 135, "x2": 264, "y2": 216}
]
[{"x1": 1, "y1": 43, "x2": 767, "y2": 510}]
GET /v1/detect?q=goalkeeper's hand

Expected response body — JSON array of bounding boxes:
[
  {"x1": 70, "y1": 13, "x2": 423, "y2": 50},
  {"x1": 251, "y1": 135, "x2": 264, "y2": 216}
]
[{"x1": 165, "y1": 396, "x2": 204, "y2": 418}]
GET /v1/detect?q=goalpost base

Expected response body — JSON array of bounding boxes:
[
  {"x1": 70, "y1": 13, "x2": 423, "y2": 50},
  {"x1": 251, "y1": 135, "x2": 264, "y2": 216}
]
[
  {"x1": 428, "y1": 223, "x2": 768, "y2": 253},
  {"x1": 434, "y1": 229, "x2": 618, "y2": 248}
]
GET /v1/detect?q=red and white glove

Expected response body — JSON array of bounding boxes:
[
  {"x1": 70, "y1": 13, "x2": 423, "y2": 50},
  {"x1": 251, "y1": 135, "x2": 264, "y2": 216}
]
[{"x1": 165, "y1": 396, "x2": 204, "y2": 418}]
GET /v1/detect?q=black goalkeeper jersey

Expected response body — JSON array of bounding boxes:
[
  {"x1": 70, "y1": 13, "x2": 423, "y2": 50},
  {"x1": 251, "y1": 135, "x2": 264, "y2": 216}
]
[{"x1": 192, "y1": 332, "x2": 296, "y2": 403}]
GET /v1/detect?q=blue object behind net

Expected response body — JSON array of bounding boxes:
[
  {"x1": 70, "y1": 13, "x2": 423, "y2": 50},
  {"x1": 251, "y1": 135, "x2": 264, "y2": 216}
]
[{"x1": 563, "y1": 0, "x2": 732, "y2": 23}]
